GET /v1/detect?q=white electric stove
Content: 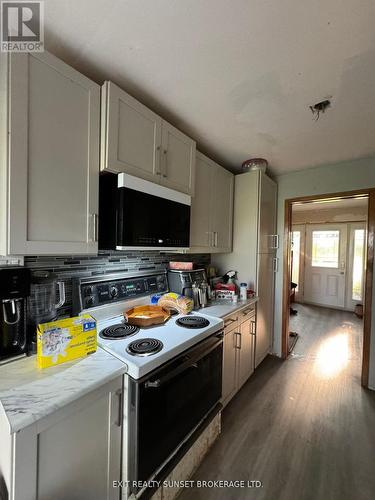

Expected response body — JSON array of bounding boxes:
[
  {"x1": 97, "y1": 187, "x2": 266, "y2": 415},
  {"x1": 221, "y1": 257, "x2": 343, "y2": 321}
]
[
  {"x1": 72, "y1": 270, "x2": 224, "y2": 379},
  {"x1": 73, "y1": 269, "x2": 224, "y2": 497}
]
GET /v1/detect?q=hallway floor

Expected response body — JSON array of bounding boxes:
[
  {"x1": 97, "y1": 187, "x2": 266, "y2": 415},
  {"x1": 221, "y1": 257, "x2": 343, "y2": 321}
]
[{"x1": 179, "y1": 304, "x2": 375, "y2": 500}]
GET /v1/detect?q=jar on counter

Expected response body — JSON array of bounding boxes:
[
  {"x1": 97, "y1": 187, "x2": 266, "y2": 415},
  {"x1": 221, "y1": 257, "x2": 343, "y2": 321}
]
[{"x1": 240, "y1": 283, "x2": 247, "y2": 301}]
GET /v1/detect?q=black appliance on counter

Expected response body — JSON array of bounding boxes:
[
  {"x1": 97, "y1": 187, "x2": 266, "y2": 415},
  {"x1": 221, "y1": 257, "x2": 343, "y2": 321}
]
[
  {"x1": 128, "y1": 331, "x2": 223, "y2": 494},
  {"x1": 99, "y1": 173, "x2": 191, "y2": 250},
  {"x1": 0, "y1": 267, "x2": 31, "y2": 362},
  {"x1": 167, "y1": 269, "x2": 208, "y2": 297}
]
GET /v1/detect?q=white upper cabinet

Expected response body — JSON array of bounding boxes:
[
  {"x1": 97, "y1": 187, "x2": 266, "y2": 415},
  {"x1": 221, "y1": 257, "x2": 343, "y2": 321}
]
[
  {"x1": 101, "y1": 81, "x2": 196, "y2": 195},
  {"x1": 189, "y1": 153, "x2": 212, "y2": 247},
  {"x1": 0, "y1": 51, "x2": 100, "y2": 256},
  {"x1": 190, "y1": 152, "x2": 234, "y2": 253},
  {"x1": 101, "y1": 81, "x2": 162, "y2": 182},
  {"x1": 160, "y1": 120, "x2": 196, "y2": 195},
  {"x1": 211, "y1": 164, "x2": 234, "y2": 252}
]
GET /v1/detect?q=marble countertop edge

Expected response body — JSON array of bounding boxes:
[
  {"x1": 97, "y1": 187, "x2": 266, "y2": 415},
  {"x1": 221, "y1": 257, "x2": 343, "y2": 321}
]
[{"x1": 0, "y1": 348, "x2": 127, "y2": 434}]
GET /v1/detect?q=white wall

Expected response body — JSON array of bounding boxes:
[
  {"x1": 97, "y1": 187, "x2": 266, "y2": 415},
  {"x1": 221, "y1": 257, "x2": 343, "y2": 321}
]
[{"x1": 274, "y1": 156, "x2": 375, "y2": 388}]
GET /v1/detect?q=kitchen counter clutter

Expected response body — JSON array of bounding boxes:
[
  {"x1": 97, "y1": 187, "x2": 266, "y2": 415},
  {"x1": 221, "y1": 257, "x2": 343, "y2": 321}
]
[
  {"x1": 0, "y1": 347, "x2": 126, "y2": 433},
  {"x1": 202, "y1": 297, "x2": 258, "y2": 319}
]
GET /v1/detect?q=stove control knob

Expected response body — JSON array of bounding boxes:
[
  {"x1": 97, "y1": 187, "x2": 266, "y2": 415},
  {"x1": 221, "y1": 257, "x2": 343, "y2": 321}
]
[
  {"x1": 85, "y1": 285, "x2": 94, "y2": 296},
  {"x1": 86, "y1": 296, "x2": 95, "y2": 307},
  {"x1": 110, "y1": 286, "x2": 118, "y2": 298}
]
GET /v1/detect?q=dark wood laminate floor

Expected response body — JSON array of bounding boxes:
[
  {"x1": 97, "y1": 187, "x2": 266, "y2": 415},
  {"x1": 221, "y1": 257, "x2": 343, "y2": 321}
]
[{"x1": 180, "y1": 305, "x2": 375, "y2": 500}]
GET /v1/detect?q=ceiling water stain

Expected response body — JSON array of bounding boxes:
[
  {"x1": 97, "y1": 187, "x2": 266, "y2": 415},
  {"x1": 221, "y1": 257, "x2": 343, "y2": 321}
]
[
  {"x1": 229, "y1": 71, "x2": 285, "y2": 116},
  {"x1": 256, "y1": 132, "x2": 278, "y2": 148}
]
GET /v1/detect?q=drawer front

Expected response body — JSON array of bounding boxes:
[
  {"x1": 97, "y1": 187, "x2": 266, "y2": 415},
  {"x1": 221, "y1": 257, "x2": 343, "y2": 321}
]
[
  {"x1": 223, "y1": 314, "x2": 238, "y2": 333},
  {"x1": 239, "y1": 304, "x2": 256, "y2": 322}
]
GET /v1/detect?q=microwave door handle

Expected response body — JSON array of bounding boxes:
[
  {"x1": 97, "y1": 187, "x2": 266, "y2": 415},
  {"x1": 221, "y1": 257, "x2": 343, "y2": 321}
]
[{"x1": 144, "y1": 336, "x2": 223, "y2": 389}]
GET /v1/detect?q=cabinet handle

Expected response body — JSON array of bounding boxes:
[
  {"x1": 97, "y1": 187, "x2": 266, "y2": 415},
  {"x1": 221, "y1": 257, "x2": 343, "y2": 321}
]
[
  {"x1": 162, "y1": 149, "x2": 168, "y2": 178},
  {"x1": 116, "y1": 389, "x2": 122, "y2": 427},
  {"x1": 206, "y1": 232, "x2": 211, "y2": 247},
  {"x1": 242, "y1": 307, "x2": 253, "y2": 316},
  {"x1": 273, "y1": 257, "x2": 279, "y2": 273},
  {"x1": 92, "y1": 213, "x2": 98, "y2": 242},
  {"x1": 224, "y1": 317, "x2": 237, "y2": 328},
  {"x1": 214, "y1": 231, "x2": 218, "y2": 247},
  {"x1": 235, "y1": 332, "x2": 242, "y2": 349},
  {"x1": 156, "y1": 145, "x2": 161, "y2": 175},
  {"x1": 270, "y1": 234, "x2": 279, "y2": 249},
  {"x1": 250, "y1": 320, "x2": 256, "y2": 335}
]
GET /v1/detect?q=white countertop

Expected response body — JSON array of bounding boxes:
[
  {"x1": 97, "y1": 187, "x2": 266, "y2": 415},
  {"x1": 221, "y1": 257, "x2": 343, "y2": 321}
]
[
  {"x1": 198, "y1": 297, "x2": 258, "y2": 319},
  {"x1": 0, "y1": 347, "x2": 127, "y2": 433}
]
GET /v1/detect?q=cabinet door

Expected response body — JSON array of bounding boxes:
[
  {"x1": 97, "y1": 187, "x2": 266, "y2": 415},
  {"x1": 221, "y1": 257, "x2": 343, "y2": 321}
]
[
  {"x1": 161, "y1": 120, "x2": 196, "y2": 195},
  {"x1": 258, "y1": 172, "x2": 277, "y2": 253},
  {"x1": 7, "y1": 52, "x2": 100, "y2": 255},
  {"x1": 256, "y1": 253, "x2": 275, "y2": 367},
  {"x1": 102, "y1": 81, "x2": 162, "y2": 181},
  {"x1": 210, "y1": 165, "x2": 234, "y2": 252},
  {"x1": 189, "y1": 153, "x2": 212, "y2": 248},
  {"x1": 237, "y1": 318, "x2": 255, "y2": 389},
  {"x1": 37, "y1": 378, "x2": 122, "y2": 500},
  {"x1": 222, "y1": 329, "x2": 238, "y2": 406}
]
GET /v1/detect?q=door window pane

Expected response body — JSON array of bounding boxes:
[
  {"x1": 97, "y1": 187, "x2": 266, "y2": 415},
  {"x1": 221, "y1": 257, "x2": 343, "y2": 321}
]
[
  {"x1": 292, "y1": 231, "x2": 301, "y2": 291},
  {"x1": 352, "y1": 229, "x2": 365, "y2": 301},
  {"x1": 312, "y1": 230, "x2": 339, "y2": 268}
]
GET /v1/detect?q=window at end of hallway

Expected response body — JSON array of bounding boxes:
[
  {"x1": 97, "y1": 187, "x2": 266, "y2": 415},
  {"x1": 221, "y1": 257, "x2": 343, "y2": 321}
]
[
  {"x1": 352, "y1": 229, "x2": 365, "y2": 302},
  {"x1": 292, "y1": 231, "x2": 301, "y2": 291},
  {"x1": 311, "y1": 230, "x2": 340, "y2": 268}
]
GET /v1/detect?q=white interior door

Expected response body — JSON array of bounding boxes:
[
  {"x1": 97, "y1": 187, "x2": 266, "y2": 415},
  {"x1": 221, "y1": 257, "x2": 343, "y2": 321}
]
[{"x1": 304, "y1": 224, "x2": 347, "y2": 308}]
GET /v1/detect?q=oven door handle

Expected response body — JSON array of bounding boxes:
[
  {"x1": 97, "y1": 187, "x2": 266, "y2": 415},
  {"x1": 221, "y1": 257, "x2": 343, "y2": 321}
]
[{"x1": 144, "y1": 335, "x2": 223, "y2": 389}]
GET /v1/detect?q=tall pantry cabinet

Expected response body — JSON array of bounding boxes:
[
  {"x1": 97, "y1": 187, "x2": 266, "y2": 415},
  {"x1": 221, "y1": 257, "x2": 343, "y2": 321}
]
[{"x1": 212, "y1": 170, "x2": 278, "y2": 368}]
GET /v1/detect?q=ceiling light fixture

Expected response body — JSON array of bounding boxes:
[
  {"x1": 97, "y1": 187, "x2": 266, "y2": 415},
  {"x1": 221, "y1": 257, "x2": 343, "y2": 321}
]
[{"x1": 241, "y1": 158, "x2": 268, "y2": 173}]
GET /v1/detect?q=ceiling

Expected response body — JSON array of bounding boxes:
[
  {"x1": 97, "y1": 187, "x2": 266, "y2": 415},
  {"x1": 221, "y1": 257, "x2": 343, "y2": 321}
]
[
  {"x1": 293, "y1": 197, "x2": 368, "y2": 212},
  {"x1": 43, "y1": 0, "x2": 375, "y2": 175}
]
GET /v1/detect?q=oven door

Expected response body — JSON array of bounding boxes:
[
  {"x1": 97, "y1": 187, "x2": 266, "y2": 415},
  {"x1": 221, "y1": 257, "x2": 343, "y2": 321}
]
[{"x1": 128, "y1": 332, "x2": 223, "y2": 489}]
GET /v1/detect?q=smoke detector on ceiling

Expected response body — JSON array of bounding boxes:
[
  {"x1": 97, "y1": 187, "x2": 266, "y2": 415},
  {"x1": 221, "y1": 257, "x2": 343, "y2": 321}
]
[{"x1": 309, "y1": 97, "x2": 332, "y2": 120}]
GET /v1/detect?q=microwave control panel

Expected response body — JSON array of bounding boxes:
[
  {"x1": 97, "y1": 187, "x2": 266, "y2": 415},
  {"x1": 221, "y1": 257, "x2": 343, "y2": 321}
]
[{"x1": 81, "y1": 273, "x2": 168, "y2": 309}]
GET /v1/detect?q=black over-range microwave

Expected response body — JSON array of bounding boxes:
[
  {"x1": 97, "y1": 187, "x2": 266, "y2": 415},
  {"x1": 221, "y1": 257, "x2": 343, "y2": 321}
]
[{"x1": 99, "y1": 173, "x2": 191, "y2": 250}]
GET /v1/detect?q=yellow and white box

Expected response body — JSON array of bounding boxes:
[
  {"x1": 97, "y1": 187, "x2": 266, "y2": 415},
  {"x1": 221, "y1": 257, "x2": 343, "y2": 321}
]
[{"x1": 37, "y1": 314, "x2": 97, "y2": 369}]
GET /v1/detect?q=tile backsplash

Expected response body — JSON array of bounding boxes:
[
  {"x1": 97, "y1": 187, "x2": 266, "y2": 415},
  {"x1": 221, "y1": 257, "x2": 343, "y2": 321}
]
[{"x1": 24, "y1": 251, "x2": 210, "y2": 317}]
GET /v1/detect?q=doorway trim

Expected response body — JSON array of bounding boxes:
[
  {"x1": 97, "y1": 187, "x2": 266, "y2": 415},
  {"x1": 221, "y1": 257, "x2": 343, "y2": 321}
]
[{"x1": 282, "y1": 188, "x2": 375, "y2": 388}]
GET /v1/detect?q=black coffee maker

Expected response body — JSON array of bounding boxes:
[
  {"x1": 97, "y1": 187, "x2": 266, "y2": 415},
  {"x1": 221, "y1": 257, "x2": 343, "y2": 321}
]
[{"x1": 0, "y1": 267, "x2": 31, "y2": 362}]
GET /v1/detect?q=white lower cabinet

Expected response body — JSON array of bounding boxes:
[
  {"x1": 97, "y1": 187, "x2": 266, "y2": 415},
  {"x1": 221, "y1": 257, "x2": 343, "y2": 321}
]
[
  {"x1": 9, "y1": 376, "x2": 122, "y2": 500},
  {"x1": 221, "y1": 305, "x2": 256, "y2": 407},
  {"x1": 237, "y1": 318, "x2": 255, "y2": 389},
  {"x1": 222, "y1": 327, "x2": 238, "y2": 406}
]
